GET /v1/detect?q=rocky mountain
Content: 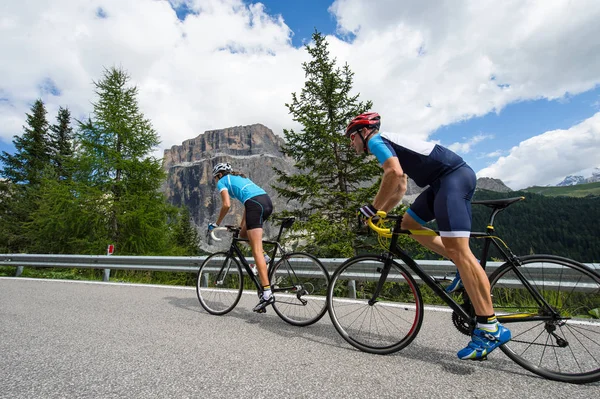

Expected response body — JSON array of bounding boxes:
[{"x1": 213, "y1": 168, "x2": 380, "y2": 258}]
[{"x1": 475, "y1": 177, "x2": 512, "y2": 192}]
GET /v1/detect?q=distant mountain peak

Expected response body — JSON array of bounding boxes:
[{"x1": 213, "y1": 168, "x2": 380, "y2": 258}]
[
  {"x1": 556, "y1": 167, "x2": 600, "y2": 186},
  {"x1": 476, "y1": 177, "x2": 512, "y2": 192},
  {"x1": 557, "y1": 175, "x2": 586, "y2": 186}
]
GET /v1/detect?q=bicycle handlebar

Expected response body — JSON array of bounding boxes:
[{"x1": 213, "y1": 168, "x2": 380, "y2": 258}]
[
  {"x1": 367, "y1": 211, "x2": 393, "y2": 238},
  {"x1": 209, "y1": 226, "x2": 229, "y2": 241}
]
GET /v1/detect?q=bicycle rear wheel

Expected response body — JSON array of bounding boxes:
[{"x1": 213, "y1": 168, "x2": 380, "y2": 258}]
[
  {"x1": 196, "y1": 252, "x2": 243, "y2": 315},
  {"x1": 269, "y1": 252, "x2": 329, "y2": 327},
  {"x1": 490, "y1": 254, "x2": 600, "y2": 383},
  {"x1": 327, "y1": 255, "x2": 423, "y2": 354}
]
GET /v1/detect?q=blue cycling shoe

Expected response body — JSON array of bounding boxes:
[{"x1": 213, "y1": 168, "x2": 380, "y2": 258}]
[
  {"x1": 446, "y1": 271, "x2": 463, "y2": 293},
  {"x1": 457, "y1": 323, "x2": 511, "y2": 360}
]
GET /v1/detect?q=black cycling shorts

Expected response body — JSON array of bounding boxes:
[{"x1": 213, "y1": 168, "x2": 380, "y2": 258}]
[
  {"x1": 244, "y1": 194, "x2": 273, "y2": 230},
  {"x1": 406, "y1": 165, "x2": 476, "y2": 238}
]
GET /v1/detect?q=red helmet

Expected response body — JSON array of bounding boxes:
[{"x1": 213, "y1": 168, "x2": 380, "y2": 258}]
[{"x1": 345, "y1": 112, "x2": 381, "y2": 137}]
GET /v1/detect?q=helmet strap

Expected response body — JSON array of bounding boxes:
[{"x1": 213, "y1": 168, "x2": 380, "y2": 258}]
[{"x1": 359, "y1": 128, "x2": 375, "y2": 154}]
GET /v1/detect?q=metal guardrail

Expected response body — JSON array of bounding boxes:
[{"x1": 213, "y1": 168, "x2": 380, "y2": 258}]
[{"x1": 0, "y1": 254, "x2": 598, "y2": 288}]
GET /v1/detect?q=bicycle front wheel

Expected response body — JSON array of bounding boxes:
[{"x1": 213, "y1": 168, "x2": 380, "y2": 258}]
[
  {"x1": 196, "y1": 252, "x2": 243, "y2": 315},
  {"x1": 269, "y1": 252, "x2": 330, "y2": 327},
  {"x1": 327, "y1": 255, "x2": 424, "y2": 355},
  {"x1": 490, "y1": 254, "x2": 600, "y2": 383}
]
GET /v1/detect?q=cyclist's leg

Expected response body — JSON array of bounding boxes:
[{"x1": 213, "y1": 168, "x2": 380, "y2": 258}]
[
  {"x1": 435, "y1": 166, "x2": 511, "y2": 359},
  {"x1": 245, "y1": 195, "x2": 274, "y2": 312},
  {"x1": 247, "y1": 228, "x2": 269, "y2": 286},
  {"x1": 402, "y1": 188, "x2": 463, "y2": 291},
  {"x1": 401, "y1": 213, "x2": 449, "y2": 258},
  {"x1": 441, "y1": 237, "x2": 492, "y2": 315}
]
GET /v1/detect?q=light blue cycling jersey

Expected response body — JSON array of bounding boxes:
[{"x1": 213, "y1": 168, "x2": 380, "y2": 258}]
[
  {"x1": 367, "y1": 132, "x2": 465, "y2": 187},
  {"x1": 217, "y1": 174, "x2": 266, "y2": 204}
]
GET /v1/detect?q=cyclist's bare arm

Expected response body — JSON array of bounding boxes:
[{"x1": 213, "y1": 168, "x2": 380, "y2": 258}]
[{"x1": 374, "y1": 157, "x2": 406, "y2": 211}]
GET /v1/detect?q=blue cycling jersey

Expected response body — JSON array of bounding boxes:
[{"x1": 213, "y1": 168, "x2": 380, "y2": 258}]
[
  {"x1": 367, "y1": 132, "x2": 465, "y2": 187},
  {"x1": 217, "y1": 174, "x2": 266, "y2": 204}
]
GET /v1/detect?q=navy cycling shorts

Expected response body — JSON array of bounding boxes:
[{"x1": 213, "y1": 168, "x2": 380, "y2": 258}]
[
  {"x1": 244, "y1": 194, "x2": 273, "y2": 230},
  {"x1": 406, "y1": 165, "x2": 476, "y2": 237}
]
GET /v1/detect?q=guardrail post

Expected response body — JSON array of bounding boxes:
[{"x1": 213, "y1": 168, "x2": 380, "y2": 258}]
[
  {"x1": 348, "y1": 280, "x2": 356, "y2": 299},
  {"x1": 103, "y1": 269, "x2": 110, "y2": 282},
  {"x1": 201, "y1": 273, "x2": 208, "y2": 287},
  {"x1": 16, "y1": 266, "x2": 23, "y2": 277}
]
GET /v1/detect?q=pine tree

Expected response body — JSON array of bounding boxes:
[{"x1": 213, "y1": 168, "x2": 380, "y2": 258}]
[
  {"x1": 0, "y1": 99, "x2": 52, "y2": 186},
  {"x1": 74, "y1": 66, "x2": 171, "y2": 254},
  {"x1": 273, "y1": 32, "x2": 381, "y2": 257},
  {"x1": 0, "y1": 99, "x2": 53, "y2": 251},
  {"x1": 172, "y1": 207, "x2": 201, "y2": 255},
  {"x1": 49, "y1": 106, "x2": 74, "y2": 181}
]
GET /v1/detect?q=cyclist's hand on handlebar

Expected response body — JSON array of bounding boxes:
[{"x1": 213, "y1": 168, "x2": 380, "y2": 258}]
[
  {"x1": 208, "y1": 222, "x2": 219, "y2": 232},
  {"x1": 358, "y1": 204, "x2": 378, "y2": 221}
]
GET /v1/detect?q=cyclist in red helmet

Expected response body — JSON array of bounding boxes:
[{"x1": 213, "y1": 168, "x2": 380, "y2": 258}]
[{"x1": 346, "y1": 112, "x2": 511, "y2": 360}]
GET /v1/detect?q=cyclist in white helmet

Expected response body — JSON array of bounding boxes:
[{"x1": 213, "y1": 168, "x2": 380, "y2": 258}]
[{"x1": 209, "y1": 163, "x2": 275, "y2": 312}]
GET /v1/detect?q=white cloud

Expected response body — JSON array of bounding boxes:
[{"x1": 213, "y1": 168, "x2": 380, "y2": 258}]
[
  {"x1": 0, "y1": 0, "x2": 306, "y2": 156},
  {"x1": 1, "y1": 0, "x2": 600, "y2": 185},
  {"x1": 478, "y1": 112, "x2": 600, "y2": 189},
  {"x1": 483, "y1": 150, "x2": 503, "y2": 159},
  {"x1": 330, "y1": 0, "x2": 600, "y2": 139},
  {"x1": 447, "y1": 133, "x2": 493, "y2": 155}
]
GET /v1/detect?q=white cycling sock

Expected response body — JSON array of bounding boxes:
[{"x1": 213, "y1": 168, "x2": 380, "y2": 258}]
[{"x1": 263, "y1": 289, "x2": 272, "y2": 300}]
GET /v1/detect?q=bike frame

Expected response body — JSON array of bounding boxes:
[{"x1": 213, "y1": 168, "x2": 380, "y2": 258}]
[
  {"x1": 369, "y1": 203, "x2": 561, "y2": 330},
  {"x1": 217, "y1": 218, "x2": 302, "y2": 296}
]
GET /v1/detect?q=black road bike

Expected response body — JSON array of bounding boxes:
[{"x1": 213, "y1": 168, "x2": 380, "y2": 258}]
[
  {"x1": 326, "y1": 197, "x2": 600, "y2": 383},
  {"x1": 196, "y1": 217, "x2": 330, "y2": 326}
]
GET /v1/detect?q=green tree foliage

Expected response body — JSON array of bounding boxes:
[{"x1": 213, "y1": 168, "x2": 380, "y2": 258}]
[
  {"x1": 0, "y1": 99, "x2": 54, "y2": 252},
  {"x1": 1, "y1": 68, "x2": 199, "y2": 257},
  {"x1": 172, "y1": 207, "x2": 202, "y2": 255},
  {"x1": 0, "y1": 99, "x2": 52, "y2": 187},
  {"x1": 25, "y1": 180, "x2": 109, "y2": 254},
  {"x1": 68, "y1": 66, "x2": 173, "y2": 254},
  {"x1": 273, "y1": 31, "x2": 381, "y2": 257},
  {"x1": 49, "y1": 106, "x2": 74, "y2": 181}
]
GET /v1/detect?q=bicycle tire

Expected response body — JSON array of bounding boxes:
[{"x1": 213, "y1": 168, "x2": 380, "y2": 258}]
[
  {"x1": 269, "y1": 252, "x2": 330, "y2": 327},
  {"x1": 196, "y1": 252, "x2": 243, "y2": 315},
  {"x1": 327, "y1": 255, "x2": 424, "y2": 354},
  {"x1": 489, "y1": 254, "x2": 600, "y2": 383}
]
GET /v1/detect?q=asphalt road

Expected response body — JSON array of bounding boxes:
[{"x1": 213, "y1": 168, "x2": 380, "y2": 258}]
[{"x1": 1, "y1": 278, "x2": 598, "y2": 398}]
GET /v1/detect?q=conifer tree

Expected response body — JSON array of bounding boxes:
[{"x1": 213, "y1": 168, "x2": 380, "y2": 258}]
[
  {"x1": 172, "y1": 207, "x2": 201, "y2": 255},
  {"x1": 0, "y1": 99, "x2": 52, "y2": 186},
  {"x1": 273, "y1": 32, "x2": 380, "y2": 257},
  {"x1": 49, "y1": 106, "x2": 74, "y2": 181},
  {"x1": 74, "y1": 66, "x2": 171, "y2": 254},
  {"x1": 0, "y1": 99, "x2": 53, "y2": 251}
]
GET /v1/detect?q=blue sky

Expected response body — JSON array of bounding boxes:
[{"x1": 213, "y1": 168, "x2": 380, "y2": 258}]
[{"x1": 2, "y1": 0, "x2": 600, "y2": 189}]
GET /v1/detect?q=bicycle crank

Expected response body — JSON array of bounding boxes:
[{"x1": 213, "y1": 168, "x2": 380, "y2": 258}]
[{"x1": 452, "y1": 301, "x2": 475, "y2": 336}]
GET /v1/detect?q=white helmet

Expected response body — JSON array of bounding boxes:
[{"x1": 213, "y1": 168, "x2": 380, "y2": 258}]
[{"x1": 212, "y1": 162, "x2": 232, "y2": 177}]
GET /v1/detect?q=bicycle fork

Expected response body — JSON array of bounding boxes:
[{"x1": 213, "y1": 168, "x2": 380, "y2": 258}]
[
  {"x1": 216, "y1": 257, "x2": 234, "y2": 285},
  {"x1": 368, "y1": 254, "x2": 394, "y2": 306}
]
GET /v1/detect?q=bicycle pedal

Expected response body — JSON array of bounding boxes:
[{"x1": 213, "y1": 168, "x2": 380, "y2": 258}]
[{"x1": 254, "y1": 307, "x2": 267, "y2": 314}]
